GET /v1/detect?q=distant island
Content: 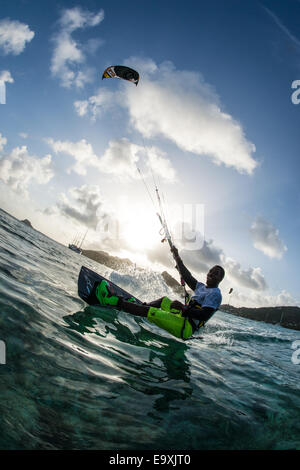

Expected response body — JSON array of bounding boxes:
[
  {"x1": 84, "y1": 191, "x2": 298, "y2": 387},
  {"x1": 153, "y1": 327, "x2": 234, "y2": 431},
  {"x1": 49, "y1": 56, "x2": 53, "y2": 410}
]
[
  {"x1": 221, "y1": 304, "x2": 300, "y2": 331},
  {"x1": 82, "y1": 249, "x2": 137, "y2": 272},
  {"x1": 82, "y1": 249, "x2": 300, "y2": 332}
]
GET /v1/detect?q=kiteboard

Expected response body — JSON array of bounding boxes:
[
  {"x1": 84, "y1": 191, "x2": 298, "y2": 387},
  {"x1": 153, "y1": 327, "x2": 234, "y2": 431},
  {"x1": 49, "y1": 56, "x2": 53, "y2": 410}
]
[{"x1": 78, "y1": 266, "x2": 143, "y2": 306}]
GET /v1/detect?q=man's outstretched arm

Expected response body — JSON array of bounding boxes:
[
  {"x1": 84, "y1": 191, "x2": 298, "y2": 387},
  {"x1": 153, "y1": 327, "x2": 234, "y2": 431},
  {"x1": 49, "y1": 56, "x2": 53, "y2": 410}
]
[{"x1": 171, "y1": 246, "x2": 198, "y2": 291}]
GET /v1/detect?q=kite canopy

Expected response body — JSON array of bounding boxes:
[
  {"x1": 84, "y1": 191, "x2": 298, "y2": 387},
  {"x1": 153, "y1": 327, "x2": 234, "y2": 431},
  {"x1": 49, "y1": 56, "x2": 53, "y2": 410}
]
[{"x1": 102, "y1": 65, "x2": 139, "y2": 86}]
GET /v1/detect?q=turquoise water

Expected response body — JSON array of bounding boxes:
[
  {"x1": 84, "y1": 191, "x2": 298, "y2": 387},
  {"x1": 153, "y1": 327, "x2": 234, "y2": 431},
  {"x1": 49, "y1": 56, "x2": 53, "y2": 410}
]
[{"x1": 0, "y1": 208, "x2": 299, "y2": 450}]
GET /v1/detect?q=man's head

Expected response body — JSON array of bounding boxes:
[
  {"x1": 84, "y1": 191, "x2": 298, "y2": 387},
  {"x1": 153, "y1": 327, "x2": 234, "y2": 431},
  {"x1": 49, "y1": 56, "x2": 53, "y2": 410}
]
[{"x1": 206, "y1": 265, "x2": 225, "y2": 288}]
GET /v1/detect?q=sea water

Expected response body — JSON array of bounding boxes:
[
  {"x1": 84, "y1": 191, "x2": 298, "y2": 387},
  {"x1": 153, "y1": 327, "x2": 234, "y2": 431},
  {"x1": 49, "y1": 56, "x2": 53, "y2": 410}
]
[{"x1": 0, "y1": 208, "x2": 299, "y2": 450}]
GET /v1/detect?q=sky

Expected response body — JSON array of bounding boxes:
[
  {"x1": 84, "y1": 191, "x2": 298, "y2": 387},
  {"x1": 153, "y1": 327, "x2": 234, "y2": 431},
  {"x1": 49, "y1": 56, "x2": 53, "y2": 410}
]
[{"x1": 0, "y1": 0, "x2": 300, "y2": 308}]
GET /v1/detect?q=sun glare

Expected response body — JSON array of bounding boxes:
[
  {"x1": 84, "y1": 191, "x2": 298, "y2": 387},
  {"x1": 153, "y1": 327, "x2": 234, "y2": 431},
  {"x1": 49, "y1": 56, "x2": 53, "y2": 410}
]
[{"x1": 121, "y1": 214, "x2": 159, "y2": 251}]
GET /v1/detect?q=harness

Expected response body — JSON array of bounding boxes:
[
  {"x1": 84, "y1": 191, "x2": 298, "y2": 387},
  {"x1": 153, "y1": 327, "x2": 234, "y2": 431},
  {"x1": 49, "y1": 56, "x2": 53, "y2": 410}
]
[{"x1": 184, "y1": 300, "x2": 206, "y2": 332}]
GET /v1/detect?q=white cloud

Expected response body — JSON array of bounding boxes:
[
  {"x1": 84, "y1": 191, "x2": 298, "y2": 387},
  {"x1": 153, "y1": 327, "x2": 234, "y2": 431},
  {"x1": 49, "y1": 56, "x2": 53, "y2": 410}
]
[
  {"x1": 98, "y1": 139, "x2": 177, "y2": 182},
  {"x1": 77, "y1": 58, "x2": 258, "y2": 174},
  {"x1": 46, "y1": 136, "x2": 176, "y2": 182},
  {"x1": 146, "y1": 147, "x2": 177, "y2": 182},
  {"x1": 146, "y1": 240, "x2": 175, "y2": 268},
  {"x1": 0, "y1": 136, "x2": 54, "y2": 196},
  {"x1": 73, "y1": 99, "x2": 89, "y2": 116},
  {"x1": 45, "y1": 184, "x2": 126, "y2": 253},
  {"x1": 180, "y1": 240, "x2": 224, "y2": 274},
  {"x1": 56, "y1": 184, "x2": 106, "y2": 229},
  {"x1": 0, "y1": 70, "x2": 14, "y2": 83},
  {"x1": 274, "y1": 290, "x2": 299, "y2": 306},
  {"x1": 51, "y1": 7, "x2": 104, "y2": 88},
  {"x1": 58, "y1": 7, "x2": 104, "y2": 31},
  {"x1": 183, "y1": 238, "x2": 267, "y2": 292},
  {"x1": 19, "y1": 132, "x2": 28, "y2": 139},
  {"x1": 74, "y1": 88, "x2": 116, "y2": 119},
  {"x1": 46, "y1": 137, "x2": 100, "y2": 175},
  {"x1": 226, "y1": 288, "x2": 300, "y2": 309},
  {"x1": 123, "y1": 60, "x2": 258, "y2": 174},
  {"x1": 98, "y1": 138, "x2": 141, "y2": 179},
  {"x1": 224, "y1": 257, "x2": 268, "y2": 291},
  {"x1": 250, "y1": 216, "x2": 287, "y2": 259},
  {"x1": 0, "y1": 18, "x2": 34, "y2": 55}
]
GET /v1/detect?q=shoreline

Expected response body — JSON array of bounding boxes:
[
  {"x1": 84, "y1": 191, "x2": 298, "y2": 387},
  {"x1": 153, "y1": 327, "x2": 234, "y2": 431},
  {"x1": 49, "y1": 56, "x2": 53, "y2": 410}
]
[{"x1": 221, "y1": 304, "x2": 300, "y2": 331}]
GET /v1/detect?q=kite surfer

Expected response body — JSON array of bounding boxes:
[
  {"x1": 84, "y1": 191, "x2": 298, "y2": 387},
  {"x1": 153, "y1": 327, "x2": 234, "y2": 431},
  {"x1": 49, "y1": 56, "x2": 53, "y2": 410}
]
[{"x1": 95, "y1": 246, "x2": 225, "y2": 340}]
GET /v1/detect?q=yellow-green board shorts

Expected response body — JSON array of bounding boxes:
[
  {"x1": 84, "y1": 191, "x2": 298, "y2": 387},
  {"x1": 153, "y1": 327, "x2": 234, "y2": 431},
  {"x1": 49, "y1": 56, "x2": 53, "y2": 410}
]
[{"x1": 146, "y1": 297, "x2": 193, "y2": 340}]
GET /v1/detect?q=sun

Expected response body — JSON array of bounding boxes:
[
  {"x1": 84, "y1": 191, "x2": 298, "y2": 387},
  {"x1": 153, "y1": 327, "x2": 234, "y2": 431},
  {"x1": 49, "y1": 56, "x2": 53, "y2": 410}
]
[{"x1": 121, "y1": 214, "x2": 159, "y2": 251}]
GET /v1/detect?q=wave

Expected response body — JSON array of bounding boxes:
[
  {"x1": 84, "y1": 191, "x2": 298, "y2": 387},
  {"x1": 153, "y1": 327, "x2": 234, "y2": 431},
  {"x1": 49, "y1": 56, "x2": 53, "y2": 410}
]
[{"x1": 0, "y1": 209, "x2": 299, "y2": 450}]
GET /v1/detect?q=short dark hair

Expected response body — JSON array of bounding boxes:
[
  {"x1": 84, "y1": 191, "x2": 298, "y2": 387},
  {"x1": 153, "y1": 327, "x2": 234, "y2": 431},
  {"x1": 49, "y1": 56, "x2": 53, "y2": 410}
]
[{"x1": 214, "y1": 265, "x2": 225, "y2": 281}]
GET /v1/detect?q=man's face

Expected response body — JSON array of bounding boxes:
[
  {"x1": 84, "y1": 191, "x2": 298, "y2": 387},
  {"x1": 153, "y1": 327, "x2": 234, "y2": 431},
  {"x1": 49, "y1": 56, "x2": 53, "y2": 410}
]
[{"x1": 206, "y1": 266, "x2": 224, "y2": 287}]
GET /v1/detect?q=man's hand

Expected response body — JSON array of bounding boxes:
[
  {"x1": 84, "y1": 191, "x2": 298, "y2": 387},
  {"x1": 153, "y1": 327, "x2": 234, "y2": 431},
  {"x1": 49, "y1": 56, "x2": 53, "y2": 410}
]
[
  {"x1": 171, "y1": 245, "x2": 179, "y2": 259},
  {"x1": 170, "y1": 300, "x2": 185, "y2": 312}
]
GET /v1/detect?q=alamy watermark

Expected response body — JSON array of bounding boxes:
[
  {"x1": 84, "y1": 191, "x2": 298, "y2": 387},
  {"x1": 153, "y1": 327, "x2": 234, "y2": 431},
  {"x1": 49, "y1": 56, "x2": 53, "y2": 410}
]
[
  {"x1": 0, "y1": 340, "x2": 6, "y2": 365},
  {"x1": 291, "y1": 340, "x2": 300, "y2": 365},
  {"x1": 0, "y1": 81, "x2": 6, "y2": 104},
  {"x1": 291, "y1": 80, "x2": 300, "y2": 105},
  {"x1": 96, "y1": 203, "x2": 205, "y2": 251}
]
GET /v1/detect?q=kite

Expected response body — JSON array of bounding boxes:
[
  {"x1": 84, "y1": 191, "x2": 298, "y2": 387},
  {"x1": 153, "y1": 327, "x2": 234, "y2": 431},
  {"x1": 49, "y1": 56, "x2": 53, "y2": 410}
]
[{"x1": 102, "y1": 65, "x2": 139, "y2": 86}]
